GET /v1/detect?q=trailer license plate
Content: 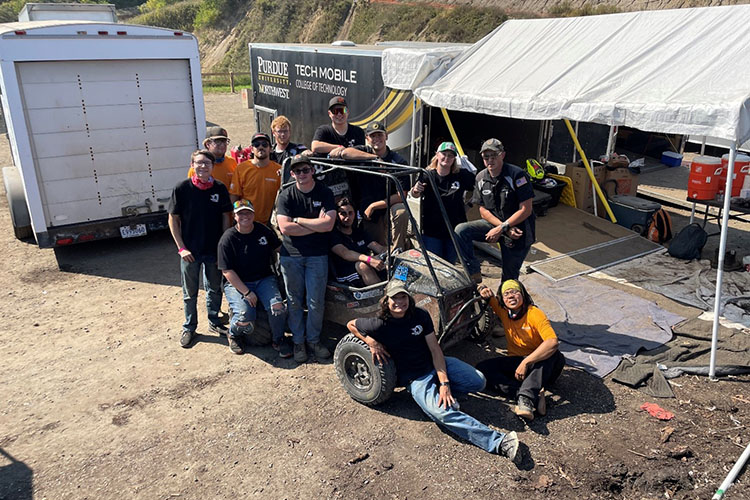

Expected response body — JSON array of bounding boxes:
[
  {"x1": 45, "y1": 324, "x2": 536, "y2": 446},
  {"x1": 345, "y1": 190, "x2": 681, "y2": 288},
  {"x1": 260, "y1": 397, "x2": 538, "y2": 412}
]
[{"x1": 120, "y1": 223, "x2": 147, "y2": 239}]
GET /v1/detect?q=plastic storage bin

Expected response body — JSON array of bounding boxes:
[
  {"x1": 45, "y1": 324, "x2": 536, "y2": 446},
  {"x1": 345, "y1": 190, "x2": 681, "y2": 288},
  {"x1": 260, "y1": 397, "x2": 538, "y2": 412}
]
[
  {"x1": 661, "y1": 151, "x2": 683, "y2": 167},
  {"x1": 608, "y1": 195, "x2": 661, "y2": 234}
]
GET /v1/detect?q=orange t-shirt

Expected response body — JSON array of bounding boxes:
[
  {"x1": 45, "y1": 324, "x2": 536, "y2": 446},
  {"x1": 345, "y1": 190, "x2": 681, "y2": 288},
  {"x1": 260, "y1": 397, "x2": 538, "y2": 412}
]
[
  {"x1": 489, "y1": 299, "x2": 557, "y2": 357},
  {"x1": 187, "y1": 156, "x2": 237, "y2": 188},
  {"x1": 229, "y1": 160, "x2": 282, "y2": 224}
]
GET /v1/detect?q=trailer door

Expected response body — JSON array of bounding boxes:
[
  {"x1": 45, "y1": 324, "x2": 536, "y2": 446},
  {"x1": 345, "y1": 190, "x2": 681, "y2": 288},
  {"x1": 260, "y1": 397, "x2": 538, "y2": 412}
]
[{"x1": 16, "y1": 59, "x2": 198, "y2": 227}]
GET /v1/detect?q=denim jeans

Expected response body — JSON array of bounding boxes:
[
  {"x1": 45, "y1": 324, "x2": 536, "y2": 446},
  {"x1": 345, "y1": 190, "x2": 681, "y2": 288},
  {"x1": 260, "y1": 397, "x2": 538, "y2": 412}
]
[
  {"x1": 223, "y1": 275, "x2": 287, "y2": 343},
  {"x1": 180, "y1": 256, "x2": 222, "y2": 332},
  {"x1": 422, "y1": 235, "x2": 458, "y2": 264},
  {"x1": 407, "y1": 357, "x2": 506, "y2": 454},
  {"x1": 279, "y1": 255, "x2": 328, "y2": 345},
  {"x1": 454, "y1": 219, "x2": 531, "y2": 281}
]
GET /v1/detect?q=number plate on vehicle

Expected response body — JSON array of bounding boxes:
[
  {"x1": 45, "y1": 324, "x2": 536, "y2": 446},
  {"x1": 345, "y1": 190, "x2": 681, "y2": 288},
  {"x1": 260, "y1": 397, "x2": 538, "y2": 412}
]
[{"x1": 120, "y1": 223, "x2": 147, "y2": 239}]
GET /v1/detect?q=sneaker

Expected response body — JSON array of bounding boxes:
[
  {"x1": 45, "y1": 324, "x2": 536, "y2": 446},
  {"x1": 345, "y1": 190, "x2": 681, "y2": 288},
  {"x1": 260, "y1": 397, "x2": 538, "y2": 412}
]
[
  {"x1": 293, "y1": 343, "x2": 308, "y2": 363},
  {"x1": 228, "y1": 336, "x2": 243, "y2": 355},
  {"x1": 272, "y1": 338, "x2": 293, "y2": 359},
  {"x1": 209, "y1": 322, "x2": 228, "y2": 337},
  {"x1": 498, "y1": 431, "x2": 520, "y2": 463},
  {"x1": 308, "y1": 342, "x2": 331, "y2": 360},
  {"x1": 514, "y1": 394, "x2": 535, "y2": 421},
  {"x1": 180, "y1": 329, "x2": 195, "y2": 348},
  {"x1": 537, "y1": 389, "x2": 547, "y2": 417}
]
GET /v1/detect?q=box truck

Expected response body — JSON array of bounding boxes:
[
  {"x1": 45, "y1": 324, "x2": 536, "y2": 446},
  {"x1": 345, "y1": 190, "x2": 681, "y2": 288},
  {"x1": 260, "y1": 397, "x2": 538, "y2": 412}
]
[{"x1": 0, "y1": 21, "x2": 205, "y2": 247}]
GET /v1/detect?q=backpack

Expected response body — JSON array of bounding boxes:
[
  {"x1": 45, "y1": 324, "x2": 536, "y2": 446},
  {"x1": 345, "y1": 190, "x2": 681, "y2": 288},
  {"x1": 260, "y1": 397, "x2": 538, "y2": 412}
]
[
  {"x1": 646, "y1": 208, "x2": 673, "y2": 243},
  {"x1": 668, "y1": 223, "x2": 708, "y2": 260}
]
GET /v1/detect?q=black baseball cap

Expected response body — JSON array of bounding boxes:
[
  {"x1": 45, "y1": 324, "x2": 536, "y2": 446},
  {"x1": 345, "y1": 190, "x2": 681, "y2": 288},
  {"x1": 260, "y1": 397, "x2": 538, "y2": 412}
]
[
  {"x1": 289, "y1": 154, "x2": 312, "y2": 170},
  {"x1": 365, "y1": 121, "x2": 386, "y2": 135},
  {"x1": 328, "y1": 96, "x2": 347, "y2": 110},
  {"x1": 251, "y1": 132, "x2": 271, "y2": 144}
]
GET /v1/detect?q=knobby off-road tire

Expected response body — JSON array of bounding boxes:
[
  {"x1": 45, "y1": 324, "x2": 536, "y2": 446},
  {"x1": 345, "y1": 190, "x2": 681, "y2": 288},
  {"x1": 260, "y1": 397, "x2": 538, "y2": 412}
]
[
  {"x1": 334, "y1": 333, "x2": 397, "y2": 406},
  {"x1": 469, "y1": 303, "x2": 496, "y2": 342}
]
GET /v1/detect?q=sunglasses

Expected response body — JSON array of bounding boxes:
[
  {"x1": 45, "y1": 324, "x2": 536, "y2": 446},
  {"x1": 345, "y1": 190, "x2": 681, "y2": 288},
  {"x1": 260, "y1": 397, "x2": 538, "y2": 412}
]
[
  {"x1": 330, "y1": 106, "x2": 347, "y2": 116},
  {"x1": 292, "y1": 166, "x2": 312, "y2": 175},
  {"x1": 232, "y1": 200, "x2": 254, "y2": 210},
  {"x1": 482, "y1": 153, "x2": 500, "y2": 160},
  {"x1": 211, "y1": 138, "x2": 230, "y2": 145},
  {"x1": 252, "y1": 141, "x2": 270, "y2": 148},
  {"x1": 502, "y1": 289, "x2": 521, "y2": 297}
]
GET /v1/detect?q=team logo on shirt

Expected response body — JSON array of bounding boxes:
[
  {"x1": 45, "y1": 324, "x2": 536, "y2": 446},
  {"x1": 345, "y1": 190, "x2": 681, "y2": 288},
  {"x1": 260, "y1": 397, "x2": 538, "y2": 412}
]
[
  {"x1": 451, "y1": 181, "x2": 460, "y2": 191},
  {"x1": 411, "y1": 324, "x2": 423, "y2": 336},
  {"x1": 258, "y1": 236, "x2": 268, "y2": 246},
  {"x1": 210, "y1": 194, "x2": 219, "y2": 202},
  {"x1": 482, "y1": 189, "x2": 492, "y2": 195},
  {"x1": 356, "y1": 240, "x2": 365, "y2": 246},
  {"x1": 313, "y1": 201, "x2": 322, "y2": 208}
]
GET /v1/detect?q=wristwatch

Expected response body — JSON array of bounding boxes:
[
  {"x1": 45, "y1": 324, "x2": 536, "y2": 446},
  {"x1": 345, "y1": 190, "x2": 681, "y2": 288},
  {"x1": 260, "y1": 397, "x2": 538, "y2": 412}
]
[
  {"x1": 440, "y1": 381, "x2": 450, "y2": 387},
  {"x1": 500, "y1": 221, "x2": 510, "y2": 233},
  {"x1": 292, "y1": 217, "x2": 299, "y2": 224}
]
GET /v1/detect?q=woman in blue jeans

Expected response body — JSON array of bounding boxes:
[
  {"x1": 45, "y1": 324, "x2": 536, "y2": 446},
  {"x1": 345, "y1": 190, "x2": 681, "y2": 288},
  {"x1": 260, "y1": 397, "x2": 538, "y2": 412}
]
[
  {"x1": 410, "y1": 142, "x2": 475, "y2": 263},
  {"x1": 347, "y1": 280, "x2": 520, "y2": 461}
]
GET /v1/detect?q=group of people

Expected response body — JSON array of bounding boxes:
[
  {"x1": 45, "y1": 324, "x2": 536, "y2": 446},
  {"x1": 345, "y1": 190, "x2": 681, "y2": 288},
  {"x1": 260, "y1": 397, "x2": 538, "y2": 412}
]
[{"x1": 167, "y1": 96, "x2": 563, "y2": 461}]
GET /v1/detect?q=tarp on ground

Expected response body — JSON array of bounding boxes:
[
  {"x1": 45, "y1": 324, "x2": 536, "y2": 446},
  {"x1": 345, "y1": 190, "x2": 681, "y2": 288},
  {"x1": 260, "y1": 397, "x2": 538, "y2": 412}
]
[{"x1": 390, "y1": 5, "x2": 750, "y2": 144}]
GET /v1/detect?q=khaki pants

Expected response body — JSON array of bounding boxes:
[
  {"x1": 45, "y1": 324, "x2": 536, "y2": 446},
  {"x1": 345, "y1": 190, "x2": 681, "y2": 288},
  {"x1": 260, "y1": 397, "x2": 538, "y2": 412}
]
[{"x1": 362, "y1": 203, "x2": 409, "y2": 251}]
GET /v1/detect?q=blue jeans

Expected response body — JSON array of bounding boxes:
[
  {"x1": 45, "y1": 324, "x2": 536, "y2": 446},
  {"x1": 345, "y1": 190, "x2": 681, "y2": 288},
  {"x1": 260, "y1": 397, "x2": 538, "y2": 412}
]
[
  {"x1": 455, "y1": 219, "x2": 530, "y2": 281},
  {"x1": 223, "y1": 275, "x2": 287, "y2": 343},
  {"x1": 279, "y1": 255, "x2": 328, "y2": 344},
  {"x1": 422, "y1": 235, "x2": 458, "y2": 264},
  {"x1": 180, "y1": 256, "x2": 222, "y2": 332},
  {"x1": 407, "y1": 357, "x2": 506, "y2": 454}
]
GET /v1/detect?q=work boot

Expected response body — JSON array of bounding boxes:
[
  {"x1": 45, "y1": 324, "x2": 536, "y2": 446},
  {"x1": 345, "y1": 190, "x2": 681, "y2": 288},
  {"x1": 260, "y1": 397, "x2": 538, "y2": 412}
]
[
  {"x1": 515, "y1": 394, "x2": 535, "y2": 421},
  {"x1": 293, "y1": 343, "x2": 308, "y2": 363},
  {"x1": 228, "y1": 336, "x2": 243, "y2": 355},
  {"x1": 498, "y1": 431, "x2": 520, "y2": 463},
  {"x1": 308, "y1": 342, "x2": 331, "y2": 360},
  {"x1": 272, "y1": 337, "x2": 293, "y2": 359},
  {"x1": 537, "y1": 389, "x2": 547, "y2": 417},
  {"x1": 180, "y1": 329, "x2": 195, "y2": 348}
]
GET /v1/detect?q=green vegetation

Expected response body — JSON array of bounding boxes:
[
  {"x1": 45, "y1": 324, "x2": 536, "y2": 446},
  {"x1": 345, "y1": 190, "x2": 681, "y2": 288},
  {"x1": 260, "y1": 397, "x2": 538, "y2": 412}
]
[
  {"x1": 547, "y1": 2, "x2": 620, "y2": 17},
  {"x1": 130, "y1": 0, "x2": 198, "y2": 31}
]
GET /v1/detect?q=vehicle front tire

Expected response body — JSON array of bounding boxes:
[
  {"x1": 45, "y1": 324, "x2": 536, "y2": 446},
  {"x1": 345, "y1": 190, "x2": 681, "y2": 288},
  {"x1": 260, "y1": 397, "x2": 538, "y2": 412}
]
[{"x1": 334, "y1": 333, "x2": 397, "y2": 406}]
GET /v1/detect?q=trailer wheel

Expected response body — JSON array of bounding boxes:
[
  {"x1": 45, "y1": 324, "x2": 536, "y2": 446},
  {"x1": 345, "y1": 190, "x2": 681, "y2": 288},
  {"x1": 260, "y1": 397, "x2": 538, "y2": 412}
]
[
  {"x1": 2, "y1": 166, "x2": 33, "y2": 240},
  {"x1": 631, "y1": 224, "x2": 645, "y2": 235},
  {"x1": 334, "y1": 334, "x2": 397, "y2": 406}
]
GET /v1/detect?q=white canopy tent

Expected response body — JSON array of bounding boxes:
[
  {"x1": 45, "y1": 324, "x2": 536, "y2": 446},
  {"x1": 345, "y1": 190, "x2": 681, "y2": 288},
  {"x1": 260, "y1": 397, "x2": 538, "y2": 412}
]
[{"x1": 382, "y1": 5, "x2": 750, "y2": 379}]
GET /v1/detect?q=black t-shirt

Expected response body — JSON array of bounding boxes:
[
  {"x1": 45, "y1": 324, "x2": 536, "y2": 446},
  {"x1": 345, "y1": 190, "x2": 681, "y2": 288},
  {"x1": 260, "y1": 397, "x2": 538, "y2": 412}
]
[
  {"x1": 471, "y1": 163, "x2": 536, "y2": 246},
  {"x1": 355, "y1": 308, "x2": 435, "y2": 386},
  {"x1": 329, "y1": 226, "x2": 374, "y2": 279},
  {"x1": 271, "y1": 142, "x2": 307, "y2": 168},
  {"x1": 217, "y1": 224, "x2": 280, "y2": 282},
  {"x1": 312, "y1": 124, "x2": 366, "y2": 148},
  {"x1": 421, "y1": 168, "x2": 475, "y2": 239},
  {"x1": 353, "y1": 146, "x2": 409, "y2": 211},
  {"x1": 168, "y1": 179, "x2": 232, "y2": 259},
  {"x1": 276, "y1": 181, "x2": 336, "y2": 256}
]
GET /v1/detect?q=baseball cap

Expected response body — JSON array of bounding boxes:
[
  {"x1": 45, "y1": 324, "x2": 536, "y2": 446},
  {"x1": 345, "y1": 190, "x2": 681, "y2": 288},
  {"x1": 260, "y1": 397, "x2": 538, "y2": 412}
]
[
  {"x1": 206, "y1": 126, "x2": 228, "y2": 141},
  {"x1": 289, "y1": 154, "x2": 312, "y2": 170},
  {"x1": 232, "y1": 199, "x2": 255, "y2": 213},
  {"x1": 365, "y1": 121, "x2": 386, "y2": 135},
  {"x1": 385, "y1": 280, "x2": 411, "y2": 298},
  {"x1": 251, "y1": 132, "x2": 271, "y2": 144},
  {"x1": 480, "y1": 138, "x2": 504, "y2": 153},
  {"x1": 328, "y1": 96, "x2": 347, "y2": 110},
  {"x1": 437, "y1": 142, "x2": 458, "y2": 155}
]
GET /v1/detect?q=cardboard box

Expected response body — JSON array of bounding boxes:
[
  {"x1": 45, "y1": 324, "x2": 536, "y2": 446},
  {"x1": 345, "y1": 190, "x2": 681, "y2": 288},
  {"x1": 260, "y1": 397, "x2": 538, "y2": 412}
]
[
  {"x1": 603, "y1": 167, "x2": 639, "y2": 197},
  {"x1": 568, "y1": 161, "x2": 606, "y2": 213}
]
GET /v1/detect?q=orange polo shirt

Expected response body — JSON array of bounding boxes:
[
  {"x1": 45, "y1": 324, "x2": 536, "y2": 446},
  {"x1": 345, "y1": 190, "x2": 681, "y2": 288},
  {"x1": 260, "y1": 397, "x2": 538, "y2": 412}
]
[
  {"x1": 229, "y1": 160, "x2": 282, "y2": 224},
  {"x1": 489, "y1": 299, "x2": 557, "y2": 357},
  {"x1": 187, "y1": 156, "x2": 237, "y2": 188}
]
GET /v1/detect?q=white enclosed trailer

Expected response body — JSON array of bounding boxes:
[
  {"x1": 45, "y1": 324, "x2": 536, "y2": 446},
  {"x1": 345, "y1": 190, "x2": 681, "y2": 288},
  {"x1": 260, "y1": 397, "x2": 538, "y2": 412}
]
[
  {"x1": 0, "y1": 21, "x2": 205, "y2": 247},
  {"x1": 18, "y1": 3, "x2": 118, "y2": 23}
]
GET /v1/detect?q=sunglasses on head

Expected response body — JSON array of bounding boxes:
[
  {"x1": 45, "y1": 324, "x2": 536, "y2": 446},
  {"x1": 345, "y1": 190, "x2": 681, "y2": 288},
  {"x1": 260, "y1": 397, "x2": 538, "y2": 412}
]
[
  {"x1": 232, "y1": 200, "x2": 253, "y2": 210},
  {"x1": 252, "y1": 140, "x2": 270, "y2": 148},
  {"x1": 292, "y1": 166, "x2": 312, "y2": 175},
  {"x1": 331, "y1": 106, "x2": 347, "y2": 116}
]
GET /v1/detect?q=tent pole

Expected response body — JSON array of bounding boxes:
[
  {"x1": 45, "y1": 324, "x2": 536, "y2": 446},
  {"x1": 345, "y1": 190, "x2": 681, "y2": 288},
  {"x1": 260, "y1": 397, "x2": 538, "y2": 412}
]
[
  {"x1": 708, "y1": 142, "x2": 737, "y2": 380},
  {"x1": 563, "y1": 119, "x2": 616, "y2": 223},
  {"x1": 701, "y1": 136, "x2": 707, "y2": 156},
  {"x1": 410, "y1": 95, "x2": 418, "y2": 166},
  {"x1": 605, "y1": 125, "x2": 615, "y2": 158},
  {"x1": 572, "y1": 121, "x2": 579, "y2": 162}
]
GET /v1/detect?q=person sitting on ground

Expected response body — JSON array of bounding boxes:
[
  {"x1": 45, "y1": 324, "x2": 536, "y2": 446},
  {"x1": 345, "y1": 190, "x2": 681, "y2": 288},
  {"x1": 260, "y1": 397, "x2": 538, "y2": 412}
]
[
  {"x1": 334, "y1": 121, "x2": 410, "y2": 250},
  {"x1": 347, "y1": 280, "x2": 520, "y2": 461},
  {"x1": 330, "y1": 198, "x2": 387, "y2": 287},
  {"x1": 410, "y1": 142, "x2": 475, "y2": 263},
  {"x1": 476, "y1": 279, "x2": 566, "y2": 421},
  {"x1": 188, "y1": 126, "x2": 237, "y2": 188},
  {"x1": 218, "y1": 199, "x2": 290, "y2": 357}
]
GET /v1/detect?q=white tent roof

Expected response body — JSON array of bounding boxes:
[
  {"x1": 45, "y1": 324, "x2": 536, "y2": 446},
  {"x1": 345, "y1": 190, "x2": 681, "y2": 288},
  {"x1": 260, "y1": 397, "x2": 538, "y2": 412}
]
[
  {"x1": 381, "y1": 45, "x2": 468, "y2": 91},
  {"x1": 399, "y1": 5, "x2": 750, "y2": 144}
]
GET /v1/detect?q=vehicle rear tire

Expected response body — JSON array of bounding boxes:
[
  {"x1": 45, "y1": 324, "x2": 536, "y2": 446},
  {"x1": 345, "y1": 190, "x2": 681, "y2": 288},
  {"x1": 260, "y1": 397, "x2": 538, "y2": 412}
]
[
  {"x1": 2, "y1": 166, "x2": 33, "y2": 240},
  {"x1": 334, "y1": 333, "x2": 397, "y2": 406},
  {"x1": 470, "y1": 303, "x2": 496, "y2": 342}
]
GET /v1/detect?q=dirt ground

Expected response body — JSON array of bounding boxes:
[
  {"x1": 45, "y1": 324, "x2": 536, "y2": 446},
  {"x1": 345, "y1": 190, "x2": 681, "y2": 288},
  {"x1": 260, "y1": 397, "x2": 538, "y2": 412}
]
[{"x1": 1, "y1": 93, "x2": 749, "y2": 500}]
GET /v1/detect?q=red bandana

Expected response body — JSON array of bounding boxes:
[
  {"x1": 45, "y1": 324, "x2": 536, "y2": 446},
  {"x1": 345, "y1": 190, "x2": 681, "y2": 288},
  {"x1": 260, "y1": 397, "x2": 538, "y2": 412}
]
[{"x1": 191, "y1": 175, "x2": 214, "y2": 190}]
